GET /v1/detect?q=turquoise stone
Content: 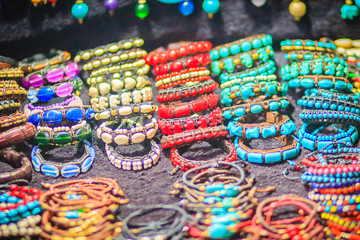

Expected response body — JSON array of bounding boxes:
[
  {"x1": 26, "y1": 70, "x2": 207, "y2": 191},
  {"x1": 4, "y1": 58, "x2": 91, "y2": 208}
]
[
  {"x1": 250, "y1": 105, "x2": 262, "y2": 114},
  {"x1": 210, "y1": 50, "x2": 220, "y2": 60},
  {"x1": 245, "y1": 127, "x2": 260, "y2": 139},
  {"x1": 248, "y1": 152, "x2": 263, "y2": 163},
  {"x1": 223, "y1": 110, "x2": 233, "y2": 120},
  {"x1": 236, "y1": 146, "x2": 247, "y2": 161},
  {"x1": 280, "y1": 122, "x2": 296, "y2": 135},
  {"x1": 228, "y1": 122, "x2": 242, "y2": 136},
  {"x1": 43, "y1": 109, "x2": 63, "y2": 125},
  {"x1": 301, "y1": 138, "x2": 315, "y2": 150},
  {"x1": 283, "y1": 148, "x2": 299, "y2": 160},
  {"x1": 219, "y1": 47, "x2": 230, "y2": 58},
  {"x1": 203, "y1": 197, "x2": 222, "y2": 204},
  {"x1": 318, "y1": 42, "x2": 325, "y2": 48},
  {"x1": 318, "y1": 141, "x2": 334, "y2": 150},
  {"x1": 334, "y1": 81, "x2": 346, "y2": 90},
  {"x1": 267, "y1": 85, "x2": 277, "y2": 95},
  {"x1": 206, "y1": 184, "x2": 224, "y2": 193},
  {"x1": 211, "y1": 208, "x2": 226, "y2": 215},
  {"x1": 37, "y1": 87, "x2": 54, "y2": 102},
  {"x1": 234, "y1": 107, "x2": 245, "y2": 117},
  {"x1": 312, "y1": 62, "x2": 324, "y2": 75},
  {"x1": 41, "y1": 164, "x2": 60, "y2": 177},
  {"x1": 61, "y1": 164, "x2": 80, "y2": 178},
  {"x1": 264, "y1": 152, "x2": 281, "y2": 163},
  {"x1": 229, "y1": 44, "x2": 241, "y2": 55},
  {"x1": 304, "y1": 54, "x2": 314, "y2": 60},
  {"x1": 240, "y1": 87, "x2": 252, "y2": 98},
  {"x1": 318, "y1": 79, "x2": 334, "y2": 89},
  {"x1": 28, "y1": 114, "x2": 41, "y2": 127},
  {"x1": 293, "y1": 40, "x2": 302, "y2": 46},
  {"x1": 300, "y1": 78, "x2": 314, "y2": 88},
  {"x1": 280, "y1": 99, "x2": 289, "y2": 108},
  {"x1": 66, "y1": 108, "x2": 84, "y2": 122},
  {"x1": 269, "y1": 101, "x2": 279, "y2": 110},
  {"x1": 31, "y1": 156, "x2": 41, "y2": 171},
  {"x1": 262, "y1": 125, "x2": 276, "y2": 138},
  {"x1": 305, "y1": 40, "x2": 315, "y2": 46},
  {"x1": 289, "y1": 79, "x2": 300, "y2": 88},
  {"x1": 252, "y1": 38, "x2": 262, "y2": 48},
  {"x1": 241, "y1": 41, "x2": 252, "y2": 52}
]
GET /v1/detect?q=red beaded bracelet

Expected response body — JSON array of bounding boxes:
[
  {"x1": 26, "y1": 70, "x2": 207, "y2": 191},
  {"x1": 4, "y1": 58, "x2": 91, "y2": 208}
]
[
  {"x1": 160, "y1": 125, "x2": 228, "y2": 149},
  {"x1": 145, "y1": 41, "x2": 212, "y2": 66},
  {"x1": 158, "y1": 107, "x2": 222, "y2": 135},
  {"x1": 158, "y1": 93, "x2": 218, "y2": 119},
  {"x1": 317, "y1": 183, "x2": 360, "y2": 195}
]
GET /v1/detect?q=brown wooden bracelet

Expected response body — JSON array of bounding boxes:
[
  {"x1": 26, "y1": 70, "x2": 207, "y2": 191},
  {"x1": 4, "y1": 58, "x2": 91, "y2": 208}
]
[
  {"x1": 0, "y1": 111, "x2": 27, "y2": 129},
  {"x1": 0, "y1": 149, "x2": 32, "y2": 184},
  {"x1": 0, "y1": 122, "x2": 36, "y2": 150}
]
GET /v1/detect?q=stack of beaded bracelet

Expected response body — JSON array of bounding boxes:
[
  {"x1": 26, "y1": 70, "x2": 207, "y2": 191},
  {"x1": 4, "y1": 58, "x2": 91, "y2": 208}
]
[
  {"x1": 0, "y1": 185, "x2": 43, "y2": 239},
  {"x1": 40, "y1": 178, "x2": 128, "y2": 240},
  {"x1": 171, "y1": 161, "x2": 275, "y2": 239}
]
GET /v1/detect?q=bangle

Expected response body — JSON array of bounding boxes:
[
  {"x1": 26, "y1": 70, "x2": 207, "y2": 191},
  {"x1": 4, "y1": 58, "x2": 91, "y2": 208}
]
[
  {"x1": 97, "y1": 117, "x2": 158, "y2": 145},
  {"x1": 27, "y1": 105, "x2": 94, "y2": 126},
  {"x1": 298, "y1": 95, "x2": 360, "y2": 113},
  {"x1": 158, "y1": 107, "x2": 222, "y2": 135},
  {"x1": 281, "y1": 39, "x2": 337, "y2": 52},
  {"x1": 0, "y1": 86, "x2": 27, "y2": 101},
  {"x1": 88, "y1": 75, "x2": 151, "y2": 98},
  {"x1": 170, "y1": 140, "x2": 237, "y2": 172},
  {"x1": 157, "y1": 80, "x2": 218, "y2": 102},
  {"x1": 35, "y1": 121, "x2": 91, "y2": 146},
  {"x1": 19, "y1": 50, "x2": 71, "y2": 73},
  {"x1": 235, "y1": 135, "x2": 301, "y2": 164},
  {"x1": 210, "y1": 34, "x2": 272, "y2": 60},
  {"x1": 222, "y1": 96, "x2": 290, "y2": 120},
  {"x1": 160, "y1": 125, "x2": 228, "y2": 149},
  {"x1": 0, "y1": 149, "x2": 32, "y2": 184},
  {"x1": 31, "y1": 140, "x2": 95, "y2": 178},
  {"x1": 105, "y1": 139, "x2": 161, "y2": 171},
  {"x1": 27, "y1": 76, "x2": 82, "y2": 103},
  {"x1": 0, "y1": 100, "x2": 21, "y2": 113},
  {"x1": 220, "y1": 74, "x2": 277, "y2": 89},
  {"x1": 0, "y1": 123, "x2": 36, "y2": 150},
  {"x1": 22, "y1": 62, "x2": 79, "y2": 89},
  {"x1": 305, "y1": 88, "x2": 360, "y2": 103},
  {"x1": 300, "y1": 109, "x2": 360, "y2": 125},
  {"x1": 0, "y1": 111, "x2": 27, "y2": 129},
  {"x1": 0, "y1": 68, "x2": 24, "y2": 79},
  {"x1": 89, "y1": 61, "x2": 150, "y2": 78},
  {"x1": 145, "y1": 41, "x2": 212, "y2": 66},
  {"x1": 82, "y1": 50, "x2": 147, "y2": 71},
  {"x1": 24, "y1": 94, "x2": 82, "y2": 114},
  {"x1": 158, "y1": 93, "x2": 218, "y2": 119},
  {"x1": 228, "y1": 112, "x2": 296, "y2": 139},
  {"x1": 74, "y1": 38, "x2": 145, "y2": 63},
  {"x1": 288, "y1": 75, "x2": 352, "y2": 91},
  {"x1": 299, "y1": 123, "x2": 358, "y2": 151},
  {"x1": 94, "y1": 103, "x2": 157, "y2": 121},
  {"x1": 284, "y1": 50, "x2": 336, "y2": 62},
  {"x1": 90, "y1": 87, "x2": 153, "y2": 112}
]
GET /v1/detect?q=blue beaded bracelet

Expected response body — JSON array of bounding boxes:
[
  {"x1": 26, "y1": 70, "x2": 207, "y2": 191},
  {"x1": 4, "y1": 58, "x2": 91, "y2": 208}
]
[
  {"x1": 301, "y1": 172, "x2": 360, "y2": 183},
  {"x1": 287, "y1": 75, "x2": 352, "y2": 91},
  {"x1": 304, "y1": 88, "x2": 360, "y2": 104},
  {"x1": 299, "y1": 109, "x2": 360, "y2": 125}
]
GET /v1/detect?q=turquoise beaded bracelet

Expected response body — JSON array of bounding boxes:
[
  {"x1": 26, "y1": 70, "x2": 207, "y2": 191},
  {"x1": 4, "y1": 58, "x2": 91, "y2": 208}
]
[
  {"x1": 298, "y1": 95, "x2": 360, "y2": 114},
  {"x1": 300, "y1": 109, "x2": 360, "y2": 125},
  {"x1": 280, "y1": 39, "x2": 337, "y2": 53},
  {"x1": 288, "y1": 75, "x2": 352, "y2": 91},
  {"x1": 284, "y1": 50, "x2": 336, "y2": 63},
  {"x1": 305, "y1": 88, "x2": 360, "y2": 104}
]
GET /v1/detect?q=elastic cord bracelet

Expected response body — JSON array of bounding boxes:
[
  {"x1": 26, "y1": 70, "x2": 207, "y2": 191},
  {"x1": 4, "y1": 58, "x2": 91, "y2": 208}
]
[
  {"x1": 31, "y1": 140, "x2": 95, "y2": 178},
  {"x1": 0, "y1": 123, "x2": 36, "y2": 150},
  {"x1": 280, "y1": 39, "x2": 337, "y2": 52},
  {"x1": 0, "y1": 149, "x2": 32, "y2": 184},
  {"x1": 94, "y1": 103, "x2": 157, "y2": 121},
  {"x1": 160, "y1": 125, "x2": 228, "y2": 149},
  {"x1": 0, "y1": 68, "x2": 24, "y2": 79},
  {"x1": 300, "y1": 109, "x2": 360, "y2": 125},
  {"x1": 0, "y1": 111, "x2": 27, "y2": 130},
  {"x1": 105, "y1": 139, "x2": 161, "y2": 171}
]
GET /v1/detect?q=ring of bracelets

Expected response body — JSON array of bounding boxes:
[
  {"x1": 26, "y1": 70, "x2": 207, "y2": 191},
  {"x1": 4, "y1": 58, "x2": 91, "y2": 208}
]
[
  {"x1": 0, "y1": 111, "x2": 27, "y2": 129},
  {"x1": 31, "y1": 140, "x2": 95, "y2": 178},
  {"x1": 305, "y1": 88, "x2": 360, "y2": 103},
  {"x1": 300, "y1": 109, "x2": 360, "y2": 125},
  {"x1": 75, "y1": 38, "x2": 144, "y2": 63},
  {"x1": 22, "y1": 62, "x2": 79, "y2": 88},
  {"x1": 0, "y1": 149, "x2": 32, "y2": 184},
  {"x1": 0, "y1": 86, "x2": 27, "y2": 101},
  {"x1": 27, "y1": 105, "x2": 94, "y2": 126},
  {"x1": 158, "y1": 107, "x2": 222, "y2": 135},
  {"x1": 284, "y1": 50, "x2": 336, "y2": 62},
  {"x1": 288, "y1": 75, "x2": 352, "y2": 91},
  {"x1": 235, "y1": 135, "x2": 301, "y2": 164},
  {"x1": 280, "y1": 39, "x2": 337, "y2": 52},
  {"x1": 220, "y1": 74, "x2": 277, "y2": 89},
  {"x1": 97, "y1": 117, "x2": 158, "y2": 145},
  {"x1": 228, "y1": 112, "x2": 296, "y2": 139},
  {"x1": 35, "y1": 120, "x2": 92, "y2": 146},
  {"x1": 157, "y1": 79, "x2": 218, "y2": 102},
  {"x1": 0, "y1": 123, "x2": 36, "y2": 150},
  {"x1": 90, "y1": 87, "x2": 153, "y2": 112},
  {"x1": 88, "y1": 75, "x2": 151, "y2": 98},
  {"x1": 222, "y1": 96, "x2": 290, "y2": 120},
  {"x1": 0, "y1": 68, "x2": 24, "y2": 79},
  {"x1": 88, "y1": 61, "x2": 150, "y2": 78},
  {"x1": 298, "y1": 95, "x2": 360, "y2": 113},
  {"x1": 94, "y1": 103, "x2": 157, "y2": 121},
  {"x1": 105, "y1": 139, "x2": 160, "y2": 171},
  {"x1": 160, "y1": 125, "x2": 228, "y2": 149}
]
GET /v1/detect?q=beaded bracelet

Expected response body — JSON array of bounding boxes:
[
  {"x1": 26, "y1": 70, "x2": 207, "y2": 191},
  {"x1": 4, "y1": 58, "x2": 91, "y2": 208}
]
[
  {"x1": 228, "y1": 112, "x2": 296, "y2": 139},
  {"x1": 298, "y1": 123, "x2": 359, "y2": 151},
  {"x1": 82, "y1": 49, "x2": 147, "y2": 71},
  {"x1": 155, "y1": 66, "x2": 210, "y2": 82},
  {"x1": 220, "y1": 74, "x2": 277, "y2": 89},
  {"x1": 145, "y1": 41, "x2": 212, "y2": 66},
  {"x1": 27, "y1": 76, "x2": 82, "y2": 103},
  {"x1": 170, "y1": 140, "x2": 237, "y2": 173},
  {"x1": 88, "y1": 75, "x2": 151, "y2": 98},
  {"x1": 88, "y1": 61, "x2": 150, "y2": 78},
  {"x1": 158, "y1": 93, "x2": 218, "y2": 119},
  {"x1": 210, "y1": 34, "x2": 272, "y2": 60},
  {"x1": 235, "y1": 135, "x2": 301, "y2": 164},
  {"x1": 0, "y1": 150, "x2": 32, "y2": 184},
  {"x1": 35, "y1": 121, "x2": 92, "y2": 146},
  {"x1": 0, "y1": 123, "x2": 36, "y2": 150},
  {"x1": 0, "y1": 86, "x2": 27, "y2": 101},
  {"x1": 31, "y1": 140, "x2": 95, "y2": 178},
  {"x1": 0, "y1": 68, "x2": 24, "y2": 79},
  {"x1": 94, "y1": 103, "x2": 157, "y2": 121},
  {"x1": 90, "y1": 87, "x2": 153, "y2": 112},
  {"x1": 28, "y1": 105, "x2": 94, "y2": 126},
  {"x1": 284, "y1": 50, "x2": 336, "y2": 62},
  {"x1": 0, "y1": 100, "x2": 21, "y2": 112},
  {"x1": 160, "y1": 125, "x2": 228, "y2": 149},
  {"x1": 105, "y1": 139, "x2": 161, "y2": 171},
  {"x1": 22, "y1": 62, "x2": 79, "y2": 89},
  {"x1": 222, "y1": 96, "x2": 290, "y2": 120},
  {"x1": 280, "y1": 39, "x2": 337, "y2": 53},
  {"x1": 0, "y1": 80, "x2": 19, "y2": 88},
  {"x1": 158, "y1": 107, "x2": 222, "y2": 135},
  {"x1": 156, "y1": 75, "x2": 211, "y2": 90},
  {"x1": 298, "y1": 95, "x2": 360, "y2": 114},
  {"x1": 288, "y1": 75, "x2": 352, "y2": 91},
  {"x1": 0, "y1": 111, "x2": 27, "y2": 129},
  {"x1": 74, "y1": 38, "x2": 144, "y2": 63},
  {"x1": 24, "y1": 94, "x2": 83, "y2": 114},
  {"x1": 19, "y1": 50, "x2": 71, "y2": 73},
  {"x1": 300, "y1": 109, "x2": 360, "y2": 125},
  {"x1": 157, "y1": 80, "x2": 218, "y2": 103},
  {"x1": 97, "y1": 117, "x2": 158, "y2": 145},
  {"x1": 305, "y1": 88, "x2": 360, "y2": 103},
  {"x1": 0, "y1": 215, "x2": 42, "y2": 238}
]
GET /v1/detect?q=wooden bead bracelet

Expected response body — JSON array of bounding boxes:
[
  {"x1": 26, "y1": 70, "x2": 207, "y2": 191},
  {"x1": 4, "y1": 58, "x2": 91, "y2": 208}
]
[
  {"x1": 0, "y1": 111, "x2": 27, "y2": 129},
  {"x1": 0, "y1": 149, "x2": 32, "y2": 184},
  {"x1": 94, "y1": 103, "x2": 157, "y2": 121},
  {"x1": 158, "y1": 93, "x2": 218, "y2": 119},
  {"x1": 0, "y1": 122, "x2": 36, "y2": 150},
  {"x1": 160, "y1": 125, "x2": 228, "y2": 149},
  {"x1": 0, "y1": 86, "x2": 27, "y2": 101},
  {"x1": 105, "y1": 139, "x2": 161, "y2": 171},
  {"x1": 158, "y1": 107, "x2": 222, "y2": 135},
  {"x1": 0, "y1": 68, "x2": 24, "y2": 79},
  {"x1": 88, "y1": 61, "x2": 150, "y2": 78}
]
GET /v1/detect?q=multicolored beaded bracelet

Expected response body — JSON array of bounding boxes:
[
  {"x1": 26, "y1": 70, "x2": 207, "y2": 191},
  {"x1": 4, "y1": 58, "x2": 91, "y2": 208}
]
[
  {"x1": 280, "y1": 39, "x2": 337, "y2": 53},
  {"x1": 0, "y1": 111, "x2": 27, "y2": 129},
  {"x1": 284, "y1": 50, "x2": 336, "y2": 62},
  {"x1": 298, "y1": 95, "x2": 360, "y2": 114},
  {"x1": 219, "y1": 74, "x2": 277, "y2": 89},
  {"x1": 158, "y1": 93, "x2": 218, "y2": 119},
  {"x1": 35, "y1": 121, "x2": 92, "y2": 146},
  {"x1": 22, "y1": 62, "x2": 79, "y2": 89},
  {"x1": 157, "y1": 80, "x2": 218, "y2": 102},
  {"x1": 90, "y1": 87, "x2": 153, "y2": 112},
  {"x1": 74, "y1": 38, "x2": 144, "y2": 63},
  {"x1": 97, "y1": 117, "x2": 158, "y2": 145},
  {"x1": 160, "y1": 125, "x2": 228, "y2": 149},
  {"x1": 31, "y1": 140, "x2": 95, "y2": 178},
  {"x1": 0, "y1": 100, "x2": 21, "y2": 112},
  {"x1": 228, "y1": 112, "x2": 296, "y2": 139},
  {"x1": 0, "y1": 68, "x2": 24, "y2": 79},
  {"x1": 305, "y1": 88, "x2": 360, "y2": 103},
  {"x1": 158, "y1": 107, "x2": 222, "y2": 135},
  {"x1": 210, "y1": 34, "x2": 272, "y2": 60},
  {"x1": 235, "y1": 135, "x2": 301, "y2": 164},
  {"x1": 0, "y1": 123, "x2": 36, "y2": 150},
  {"x1": 94, "y1": 103, "x2": 157, "y2": 121},
  {"x1": 298, "y1": 123, "x2": 359, "y2": 151},
  {"x1": 0, "y1": 86, "x2": 27, "y2": 101},
  {"x1": 300, "y1": 109, "x2": 360, "y2": 125},
  {"x1": 105, "y1": 139, "x2": 160, "y2": 171},
  {"x1": 0, "y1": 150, "x2": 32, "y2": 184},
  {"x1": 88, "y1": 61, "x2": 150, "y2": 78},
  {"x1": 0, "y1": 215, "x2": 42, "y2": 239},
  {"x1": 288, "y1": 75, "x2": 352, "y2": 91}
]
